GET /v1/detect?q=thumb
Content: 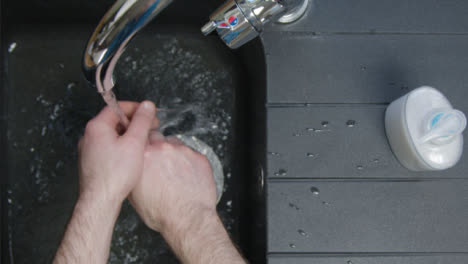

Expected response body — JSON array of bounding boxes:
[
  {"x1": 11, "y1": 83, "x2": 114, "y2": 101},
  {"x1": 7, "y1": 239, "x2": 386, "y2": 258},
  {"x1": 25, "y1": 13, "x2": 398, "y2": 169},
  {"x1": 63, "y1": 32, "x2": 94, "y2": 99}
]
[{"x1": 124, "y1": 101, "x2": 156, "y2": 145}]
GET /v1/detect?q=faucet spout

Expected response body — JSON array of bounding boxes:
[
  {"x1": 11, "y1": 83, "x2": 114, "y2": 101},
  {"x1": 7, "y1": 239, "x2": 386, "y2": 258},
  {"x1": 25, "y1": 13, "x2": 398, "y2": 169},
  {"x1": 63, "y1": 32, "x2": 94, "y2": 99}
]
[{"x1": 83, "y1": 0, "x2": 173, "y2": 93}]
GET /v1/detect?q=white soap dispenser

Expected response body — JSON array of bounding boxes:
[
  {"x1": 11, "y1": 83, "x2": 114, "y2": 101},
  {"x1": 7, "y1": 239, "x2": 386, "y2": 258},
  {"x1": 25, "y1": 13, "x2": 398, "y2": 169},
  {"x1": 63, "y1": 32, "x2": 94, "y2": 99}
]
[{"x1": 385, "y1": 86, "x2": 466, "y2": 171}]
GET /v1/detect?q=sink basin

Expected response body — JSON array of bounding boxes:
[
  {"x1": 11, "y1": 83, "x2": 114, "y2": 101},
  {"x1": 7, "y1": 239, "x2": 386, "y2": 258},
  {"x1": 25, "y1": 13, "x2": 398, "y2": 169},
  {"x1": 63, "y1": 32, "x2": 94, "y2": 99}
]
[{"x1": 1, "y1": 1, "x2": 267, "y2": 263}]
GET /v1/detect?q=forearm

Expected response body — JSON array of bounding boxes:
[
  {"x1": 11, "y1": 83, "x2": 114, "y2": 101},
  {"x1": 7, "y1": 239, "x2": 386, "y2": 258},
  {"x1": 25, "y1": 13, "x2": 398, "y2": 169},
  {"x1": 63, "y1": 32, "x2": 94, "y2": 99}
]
[
  {"x1": 54, "y1": 193, "x2": 121, "y2": 264},
  {"x1": 162, "y1": 208, "x2": 246, "y2": 264}
]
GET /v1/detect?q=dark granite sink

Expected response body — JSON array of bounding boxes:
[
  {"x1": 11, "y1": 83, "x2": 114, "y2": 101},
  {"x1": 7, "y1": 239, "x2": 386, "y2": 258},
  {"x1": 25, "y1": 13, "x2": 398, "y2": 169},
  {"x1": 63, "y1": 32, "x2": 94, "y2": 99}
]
[{"x1": 1, "y1": 1, "x2": 267, "y2": 263}]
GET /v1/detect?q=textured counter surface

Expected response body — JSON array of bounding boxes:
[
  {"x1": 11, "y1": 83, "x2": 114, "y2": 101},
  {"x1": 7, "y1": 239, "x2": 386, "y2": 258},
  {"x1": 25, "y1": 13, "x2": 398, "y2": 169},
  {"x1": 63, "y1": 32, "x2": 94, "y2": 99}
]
[{"x1": 263, "y1": 0, "x2": 468, "y2": 263}]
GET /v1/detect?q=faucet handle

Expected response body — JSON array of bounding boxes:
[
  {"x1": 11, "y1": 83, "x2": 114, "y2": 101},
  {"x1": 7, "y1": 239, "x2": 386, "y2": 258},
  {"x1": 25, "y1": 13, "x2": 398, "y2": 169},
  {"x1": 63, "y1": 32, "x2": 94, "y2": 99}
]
[{"x1": 202, "y1": 0, "x2": 286, "y2": 49}]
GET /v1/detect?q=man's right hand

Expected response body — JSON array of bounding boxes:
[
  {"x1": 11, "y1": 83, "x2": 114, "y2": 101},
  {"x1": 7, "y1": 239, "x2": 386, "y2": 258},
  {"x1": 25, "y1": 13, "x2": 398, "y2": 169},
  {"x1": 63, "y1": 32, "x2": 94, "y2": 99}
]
[
  {"x1": 129, "y1": 131, "x2": 217, "y2": 232},
  {"x1": 130, "y1": 131, "x2": 246, "y2": 263}
]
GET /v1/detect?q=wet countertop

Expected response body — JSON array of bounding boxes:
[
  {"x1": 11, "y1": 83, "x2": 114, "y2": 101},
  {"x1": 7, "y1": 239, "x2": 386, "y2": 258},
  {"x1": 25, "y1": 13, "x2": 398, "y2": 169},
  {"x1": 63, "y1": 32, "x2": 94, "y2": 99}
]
[{"x1": 262, "y1": 0, "x2": 468, "y2": 263}]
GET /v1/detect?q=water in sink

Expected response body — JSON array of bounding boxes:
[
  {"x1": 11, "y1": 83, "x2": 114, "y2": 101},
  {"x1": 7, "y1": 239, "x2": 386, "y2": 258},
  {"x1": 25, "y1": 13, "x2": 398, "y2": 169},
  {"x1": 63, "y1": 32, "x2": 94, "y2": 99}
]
[{"x1": 5, "y1": 26, "x2": 246, "y2": 263}]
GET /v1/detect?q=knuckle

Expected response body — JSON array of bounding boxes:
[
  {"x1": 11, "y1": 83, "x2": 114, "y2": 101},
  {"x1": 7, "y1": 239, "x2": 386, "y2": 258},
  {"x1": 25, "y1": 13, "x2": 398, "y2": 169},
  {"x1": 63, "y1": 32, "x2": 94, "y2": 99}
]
[
  {"x1": 84, "y1": 119, "x2": 102, "y2": 135},
  {"x1": 154, "y1": 141, "x2": 175, "y2": 152},
  {"x1": 123, "y1": 135, "x2": 142, "y2": 147}
]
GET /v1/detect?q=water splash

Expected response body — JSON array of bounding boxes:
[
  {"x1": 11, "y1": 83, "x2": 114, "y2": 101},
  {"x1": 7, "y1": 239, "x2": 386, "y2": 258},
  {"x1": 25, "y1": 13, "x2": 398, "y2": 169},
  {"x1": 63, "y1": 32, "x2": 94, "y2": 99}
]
[{"x1": 101, "y1": 90, "x2": 130, "y2": 127}]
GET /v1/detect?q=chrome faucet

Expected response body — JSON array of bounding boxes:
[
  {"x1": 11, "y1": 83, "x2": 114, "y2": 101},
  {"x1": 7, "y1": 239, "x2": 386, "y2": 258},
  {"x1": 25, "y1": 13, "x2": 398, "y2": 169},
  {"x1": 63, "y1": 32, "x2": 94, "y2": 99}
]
[
  {"x1": 83, "y1": 0, "x2": 309, "y2": 93},
  {"x1": 201, "y1": 0, "x2": 310, "y2": 49},
  {"x1": 83, "y1": 0, "x2": 173, "y2": 93}
]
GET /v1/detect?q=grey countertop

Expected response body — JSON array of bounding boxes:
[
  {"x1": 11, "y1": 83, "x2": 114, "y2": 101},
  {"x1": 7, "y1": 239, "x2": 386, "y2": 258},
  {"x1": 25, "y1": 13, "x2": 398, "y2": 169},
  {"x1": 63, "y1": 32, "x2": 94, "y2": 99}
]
[{"x1": 263, "y1": 0, "x2": 468, "y2": 263}]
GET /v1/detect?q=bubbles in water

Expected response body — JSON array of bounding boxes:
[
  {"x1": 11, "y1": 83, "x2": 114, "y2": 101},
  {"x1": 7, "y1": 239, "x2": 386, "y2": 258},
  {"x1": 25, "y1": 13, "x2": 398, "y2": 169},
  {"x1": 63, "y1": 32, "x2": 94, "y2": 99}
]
[
  {"x1": 67, "y1": 82, "x2": 76, "y2": 92},
  {"x1": 321, "y1": 121, "x2": 329, "y2": 127},
  {"x1": 268, "y1": 151, "x2": 281, "y2": 156},
  {"x1": 298, "y1": 229, "x2": 307, "y2": 236},
  {"x1": 373, "y1": 158, "x2": 380, "y2": 163},
  {"x1": 322, "y1": 201, "x2": 330, "y2": 206},
  {"x1": 8, "y1": 42, "x2": 17, "y2": 53},
  {"x1": 58, "y1": 63, "x2": 65, "y2": 69},
  {"x1": 30, "y1": 147, "x2": 35, "y2": 152},
  {"x1": 41, "y1": 126, "x2": 47, "y2": 136},
  {"x1": 347, "y1": 261, "x2": 354, "y2": 264},
  {"x1": 306, "y1": 153, "x2": 316, "y2": 158},
  {"x1": 226, "y1": 200, "x2": 232, "y2": 207},
  {"x1": 293, "y1": 132, "x2": 301, "y2": 137},
  {"x1": 274, "y1": 169, "x2": 287, "y2": 176},
  {"x1": 356, "y1": 165, "x2": 364, "y2": 170},
  {"x1": 346, "y1": 120, "x2": 356, "y2": 127},
  {"x1": 310, "y1": 187, "x2": 320, "y2": 195},
  {"x1": 306, "y1": 127, "x2": 316, "y2": 132},
  {"x1": 289, "y1": 243, "x2": 296, "y2": 248}
]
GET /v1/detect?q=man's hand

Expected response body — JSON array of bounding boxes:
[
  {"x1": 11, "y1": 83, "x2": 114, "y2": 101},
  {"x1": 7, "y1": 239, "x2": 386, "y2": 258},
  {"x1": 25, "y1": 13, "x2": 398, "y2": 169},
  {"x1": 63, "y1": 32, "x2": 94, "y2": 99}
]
[
  {"x1": 78, "y1": 101, "x2": 156, "y2": 203},
  {"x1": 54, "y1": 101, "x2": 156, "y2": 264},
  {"x1": 129, "y1": 133, "x2": 217, "y2": 232},
  {"x1": 130, "y1": 132, "x2": 246, "y2": 264}
]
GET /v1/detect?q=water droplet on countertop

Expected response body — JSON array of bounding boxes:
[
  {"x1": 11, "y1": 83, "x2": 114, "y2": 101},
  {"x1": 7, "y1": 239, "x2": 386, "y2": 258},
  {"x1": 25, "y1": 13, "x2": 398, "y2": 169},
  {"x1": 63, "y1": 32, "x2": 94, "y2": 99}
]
[
  {"x1": 274, "y1": 169, "x2": 287, "y2": 176},
  {"x1": 321, "y1": 121, "x2": 329, "y2": 127},
  {"x1": 289, "y1": 243, "x2": 296, "y2": 248},
  {"x1": 289, "y1": 202, "x2": 300, "y2": 210},
  {"x1": 310, "y1": 187, "x2": 320, "y2": 195},
  {"x1": 346, "y1": 120, "x2": 356, "y2": 127},
  {"x1": 298, "y1": 229, "x2": 307, "y2": 236},
  {"x1": 306, "y1": 153, "x2": 316, "y2": 158},
  {"x1": 373, "y1": 158, "x2": 380, "y2": 163},
  {"x1": 356, "y1": 165, "x2": 364, "y2": 170},
  {"x1": 268, "y1": 151, "x2": 281, "y2": 156},
  {"x1": 307, "y1": 127, "x2": 329, "y2": 133}
]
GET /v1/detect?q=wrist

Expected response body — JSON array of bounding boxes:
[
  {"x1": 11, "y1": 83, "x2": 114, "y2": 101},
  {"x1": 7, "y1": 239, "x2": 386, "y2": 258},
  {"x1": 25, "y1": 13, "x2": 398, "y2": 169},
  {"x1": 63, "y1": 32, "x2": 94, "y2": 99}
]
[
  {"x1": 78, "y1": 190, "x2": 122, "y2": 215},
  {"x1": 160, "y1": 206, "x2": 218, "y2": 237}
]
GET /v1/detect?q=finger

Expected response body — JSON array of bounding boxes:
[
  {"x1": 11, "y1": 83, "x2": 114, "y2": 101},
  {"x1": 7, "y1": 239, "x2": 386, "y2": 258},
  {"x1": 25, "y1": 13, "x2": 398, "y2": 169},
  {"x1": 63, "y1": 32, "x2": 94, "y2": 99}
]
[
  {"x1": 149, "y1": 130, "x2": 166, "y2": 144},
  {"x1": 119, "y1": 101, "x2": 140, "y2": 118},
  {"x1": 124, "y1": 101, "x2": 156, "y2": 145},
  {"x1": 151, "y1": 118, "x2": 160, "y2": 131},
  {"x1": 92, "y1": 105, "x2": 123, "y2": 134},
  {"x1": 166, "y1": 136, "x2": 185, "y2": 146},
  {"x1": 90, "y1": 101, "x2": 139, "y2": 133},
  {"x1": 120, "y1": 101, "x2": 160, "y2": 131}
]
